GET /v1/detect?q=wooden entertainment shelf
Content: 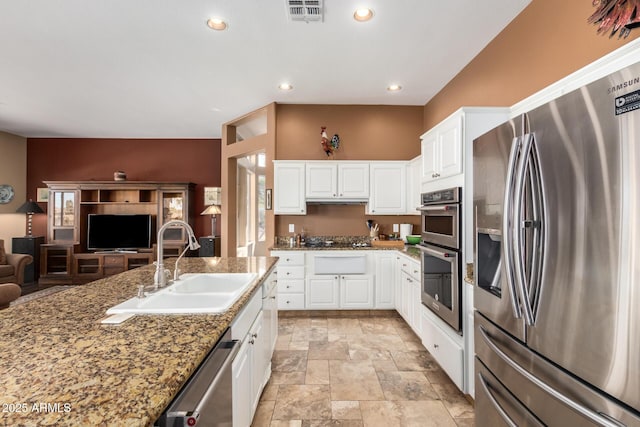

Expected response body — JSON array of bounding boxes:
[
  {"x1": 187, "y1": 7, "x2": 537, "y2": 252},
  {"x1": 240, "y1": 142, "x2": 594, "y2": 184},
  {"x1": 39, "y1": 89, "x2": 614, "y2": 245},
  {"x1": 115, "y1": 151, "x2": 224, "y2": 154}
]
[{"x1": 40, "y1": 181, "x2": 194, "y2": 285}]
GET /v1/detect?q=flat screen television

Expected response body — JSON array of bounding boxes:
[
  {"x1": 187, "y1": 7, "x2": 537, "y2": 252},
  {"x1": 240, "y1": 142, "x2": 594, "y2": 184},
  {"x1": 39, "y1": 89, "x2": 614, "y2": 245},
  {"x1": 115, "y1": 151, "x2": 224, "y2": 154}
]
[{"x1": 87, "y1": 214, "x2": 152, "y2": 251}]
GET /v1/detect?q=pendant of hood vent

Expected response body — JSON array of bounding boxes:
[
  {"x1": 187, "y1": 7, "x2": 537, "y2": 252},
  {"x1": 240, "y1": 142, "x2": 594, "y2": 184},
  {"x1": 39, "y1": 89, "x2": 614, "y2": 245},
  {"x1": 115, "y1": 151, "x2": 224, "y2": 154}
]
[{"x1": 286, "y1": 0, "x2": 323, "y2": 22}]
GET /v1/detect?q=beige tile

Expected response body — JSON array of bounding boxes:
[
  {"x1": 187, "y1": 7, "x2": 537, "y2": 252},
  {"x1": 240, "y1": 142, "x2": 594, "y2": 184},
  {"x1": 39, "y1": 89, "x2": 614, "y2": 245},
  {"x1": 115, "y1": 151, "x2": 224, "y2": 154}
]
[
  {"x1": 306, "y1": 359, "x2": 330, "y2": 384},
  {"x1": 272, "y1": 384, "x2": 332, "y2": 420},
  {"x1": 270, "y1": 371, "x2": 306, "y2": 385},
  {"x1": 432, "y1": 382, "x2": 475, "y2": 418},
  {"x1": 261, "y1": 380, "x2": 279, "y2": 400},
  {"x1": 371, "y1": 359, "x2": 398, "y2": 372},
  {"x1": 329, "y1": 360, "x2": 379, "y2": 383},
  {"x1": 454, "y1": 418, "x2": 475, "y2": 427},
  {"x1": 377, "y1": 370, "x2": 439, "y2": 401},
  {"x1": 292, "y1": 326, "x2": 328, "y2": 342},
  {"x1": 309, "y1": 340, "x2": 350, "y2": 360},
  {"x1": 328, "y1": 333, "x2": 348, "y2": 342},
  {"x1": 276, "y1": 334, "x2": 292, "y2": 350},
  {"x1": 272, "y1": 350, "x2": 308, "y2": 372},
  {"x1": 252, "y1": 400, "x2": 275, "y2": 427},
  {"x1": 359, "y1": 318, "x2": 398, "y2": 335},
  {"x1": 390, "y1": 350, "x2": 440, "y2": 372},
  {"x1": 331, "y1": 401, "x2": 362, "y2": 420},
  {"x1": 330, "y1": 381, "x2": 385, "y2": 401},
  {"x1": 328, "y1": 318, "x2": 363, "y2": 335},
  {"x1": 302, "y1": 421, "x2": 364, "y2": 427},
  {"x1": 424, "y1": 368, "x2": 455, "y2": 385},
  {"x1": 403, "y1": 338, "x2": 426, "y2": 351},
  {"x1": 348, "y1": 334, "x2": 406, "y2": 352},
  {"x1": 289, "y1": 340, "x2": 310, "y2": 351},
  {"x1": 348, "y1": 349, "x2": 392, "y2": 361},
  {"x1": 360, "y1": 400, "x2": 457, "y2": 427},
  {"x1": 270, "y1": 421, "x2": 302, "y2": 427}
]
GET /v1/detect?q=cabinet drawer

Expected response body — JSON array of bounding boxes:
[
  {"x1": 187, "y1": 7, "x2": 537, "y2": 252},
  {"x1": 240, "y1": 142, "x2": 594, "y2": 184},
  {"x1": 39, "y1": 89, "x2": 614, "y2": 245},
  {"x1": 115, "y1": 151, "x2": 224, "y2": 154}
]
[
  {"x1": 278, "y1": 293, "x2": 305, "y2": 310},
  {"x1": 278, "y1": 266, "x2": 305, "y2": 279},
  {"x1": 276, "y1": 252, "x2": 305, "y2": 266},
  {"x1": 103, "y1": 255, "x2": 125, "y2": 266},
  {"x1": 421, "y1": 308, "x2": 463, "y2": 389},
  {"x1": 399, "y1": 257, "x2": 420, "y2": 280},
  {"x1": 278, "y1": 279, "x2": 304, "y2": 294}
]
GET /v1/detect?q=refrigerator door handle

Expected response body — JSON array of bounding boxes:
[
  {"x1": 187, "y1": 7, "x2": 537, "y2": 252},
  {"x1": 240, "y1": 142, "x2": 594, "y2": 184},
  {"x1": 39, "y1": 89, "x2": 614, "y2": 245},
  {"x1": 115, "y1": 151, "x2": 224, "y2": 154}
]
[
  {"x1": 527, "y1": 136, "x2": 545, "y2": 320},
  {"x1": 478, "y1": 326, "x2": 624, "y2": 427},
  {"x1": 477, "y1": 372, "x2": 519, "y2": 427},
  {"x1": 513, "y1": 133, "x2": 535, "y2": 326},
  {"x1": 502, "y1": 136, "x2": 523, "y2": 319}
]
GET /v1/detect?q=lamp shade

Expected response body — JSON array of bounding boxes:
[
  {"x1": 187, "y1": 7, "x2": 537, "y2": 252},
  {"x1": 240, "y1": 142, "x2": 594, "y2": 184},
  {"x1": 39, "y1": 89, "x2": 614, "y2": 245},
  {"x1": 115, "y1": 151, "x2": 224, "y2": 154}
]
[
  {"x1": 201, "y1": 204, "x2": 222, "y2": 215},
  {"x1": 16, "y1": 199, "x2": 44, "y2": 214}
]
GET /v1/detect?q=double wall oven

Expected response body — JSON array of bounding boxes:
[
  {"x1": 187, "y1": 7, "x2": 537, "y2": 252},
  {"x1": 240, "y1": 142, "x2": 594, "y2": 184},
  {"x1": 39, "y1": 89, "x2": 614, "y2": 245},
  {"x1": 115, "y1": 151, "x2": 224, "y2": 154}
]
[{"x1": 418, "y1": 187, "x2": 462, "y2": 334}]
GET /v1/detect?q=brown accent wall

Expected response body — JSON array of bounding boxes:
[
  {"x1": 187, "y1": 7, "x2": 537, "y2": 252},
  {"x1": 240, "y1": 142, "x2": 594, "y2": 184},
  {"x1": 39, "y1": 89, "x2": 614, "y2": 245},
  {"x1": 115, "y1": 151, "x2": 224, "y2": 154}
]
[
  {"x1": 275, "y1": 104, "x2": 423, "y2": 237},
  {"x1": 423, "y1": 0, "x2": 640, "y2": 130},
  {"x1": 27, "y1": 138, "x2": 221, "y2": 239}
]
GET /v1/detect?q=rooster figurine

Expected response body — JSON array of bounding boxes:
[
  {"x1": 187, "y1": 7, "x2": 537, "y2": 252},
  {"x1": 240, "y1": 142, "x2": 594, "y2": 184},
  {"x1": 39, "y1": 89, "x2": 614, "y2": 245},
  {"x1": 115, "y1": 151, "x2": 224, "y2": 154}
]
[{"x1": 320, "y1": 126, "x2": 333, "y2": 157}]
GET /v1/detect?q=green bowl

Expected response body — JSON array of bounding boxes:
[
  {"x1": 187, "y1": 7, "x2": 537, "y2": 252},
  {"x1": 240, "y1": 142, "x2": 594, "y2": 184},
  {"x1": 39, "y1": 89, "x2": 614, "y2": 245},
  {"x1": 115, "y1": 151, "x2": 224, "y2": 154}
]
[{"x1": 406, "y1": 235, "x2": 421, "y2": 245}]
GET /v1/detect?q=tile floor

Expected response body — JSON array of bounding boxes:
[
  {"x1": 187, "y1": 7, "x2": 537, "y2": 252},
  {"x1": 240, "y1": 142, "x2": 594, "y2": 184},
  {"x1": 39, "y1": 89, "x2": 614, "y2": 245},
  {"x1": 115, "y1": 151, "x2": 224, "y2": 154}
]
[{"x1": 251, "y1": 314, "x2": 475, "y2": 427}]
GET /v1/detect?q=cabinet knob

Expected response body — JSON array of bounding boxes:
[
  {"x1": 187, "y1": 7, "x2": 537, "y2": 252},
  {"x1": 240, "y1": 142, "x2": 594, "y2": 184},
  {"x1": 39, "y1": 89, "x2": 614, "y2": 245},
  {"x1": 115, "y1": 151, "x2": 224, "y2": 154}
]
[
  {"x1": 249, "y1": 339, "x2": 255, "y2": 345},
  {"x1": 286, "y1": 300, "x2": 290, "y2": 304},
  {"x1": 434, "y1": 344, "x2": 439, "y2": 349},
  {"x1": 286, "y1": 285, "x2": 290, "y2": 289},
  {"x1": 252, "y1": 333, "x2": 258, "y2": 338},
  {"x1": 286, "y1": 272, "x2": 290, "y2": 275},
  {"x1": 271, "y1": 296, "x2": 276, "y2": 300},
  {"x1": 339, "y1": 194, "x2": 343, "y2": 197},
  {"x1": 286, "y1": 258, "x2": 290, "y2": 261},
  {"x1": 333, "y1": 194, "x2": 336, "y2": 197},
  {"x1": 414, "y1": 270, "x2": 419, "y2": 274}
]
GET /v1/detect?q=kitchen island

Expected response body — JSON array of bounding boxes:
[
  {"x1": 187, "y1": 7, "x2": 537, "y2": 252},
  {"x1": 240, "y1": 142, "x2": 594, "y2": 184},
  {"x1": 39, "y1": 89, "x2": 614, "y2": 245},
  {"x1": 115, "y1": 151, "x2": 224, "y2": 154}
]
[{"x1": 0, "y1": 256, "x2": 277, "y2": 426}]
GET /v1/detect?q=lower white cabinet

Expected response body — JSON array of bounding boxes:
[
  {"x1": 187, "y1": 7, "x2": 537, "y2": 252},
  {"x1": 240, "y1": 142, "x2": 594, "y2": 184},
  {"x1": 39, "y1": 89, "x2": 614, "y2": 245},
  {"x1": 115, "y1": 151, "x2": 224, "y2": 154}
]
[
  {"x1": 397, "y1": 254, "x2": 422, "y2": 334},
  {"x1": 340, "y1": 275, "x2": 374, "y2": 308},
  {"x1": 306, "y1": 275, "x2": 340, "y2": 309},
  {"x1": 420, "y1": 306, "x2": 464, "y2": 390},
  {"x1": 232, "y1": 310, "x2": 266, "y2": 427},
  {"x1": 271, "y1": 251, "x2": 306, "y2": 310},
  {"x1": 262, "y1": 270, "x2": 278, "y2": 371},
  {"x1": 374, "y1": 252, "x2": 397, "y2": 308},
  {"x1": 306, "y1": 274, "x2": 374, "y2": 309}
]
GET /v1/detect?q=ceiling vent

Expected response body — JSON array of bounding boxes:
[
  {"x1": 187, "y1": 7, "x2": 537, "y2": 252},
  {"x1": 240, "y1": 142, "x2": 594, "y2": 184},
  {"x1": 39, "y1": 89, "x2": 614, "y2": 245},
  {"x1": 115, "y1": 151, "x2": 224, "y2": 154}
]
[{"x1": 286, "y1": 0, "x2": 324, "y2": 23}]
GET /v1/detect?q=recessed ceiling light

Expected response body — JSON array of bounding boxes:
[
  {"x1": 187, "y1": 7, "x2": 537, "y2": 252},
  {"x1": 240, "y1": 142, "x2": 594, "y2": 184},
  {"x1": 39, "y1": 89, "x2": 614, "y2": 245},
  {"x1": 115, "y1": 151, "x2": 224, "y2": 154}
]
[
  {"x1": 353, "y1": 8, "x2": 374, "y2": 22},
  {"x1": 387, "y1": 84, "x2": 402, "y2": 92},
  {"x1": 278, "y1": 83, "x2": 293, "y2": 91},
  {"x1": 206, "y1": 17, "x2": 228, "y2": 31}
]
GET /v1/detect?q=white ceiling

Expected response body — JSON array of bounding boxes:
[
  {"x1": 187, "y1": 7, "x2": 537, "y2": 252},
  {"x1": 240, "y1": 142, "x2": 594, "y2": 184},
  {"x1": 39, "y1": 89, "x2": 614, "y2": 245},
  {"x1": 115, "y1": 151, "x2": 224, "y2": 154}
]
[{"x1": 0, "y1": 0, "x2": 531, "y2": 139}]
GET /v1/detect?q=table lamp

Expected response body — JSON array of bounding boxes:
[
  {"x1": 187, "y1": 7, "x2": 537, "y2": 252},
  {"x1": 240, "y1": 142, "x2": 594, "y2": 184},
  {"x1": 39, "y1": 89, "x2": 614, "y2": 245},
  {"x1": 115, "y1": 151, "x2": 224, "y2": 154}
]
[
  {"x1": 16, "y1": 199, "x2": 44, "y2": 237},
  {"x1": 201, "y1": 204, "x2": 222, "y2": 237}
]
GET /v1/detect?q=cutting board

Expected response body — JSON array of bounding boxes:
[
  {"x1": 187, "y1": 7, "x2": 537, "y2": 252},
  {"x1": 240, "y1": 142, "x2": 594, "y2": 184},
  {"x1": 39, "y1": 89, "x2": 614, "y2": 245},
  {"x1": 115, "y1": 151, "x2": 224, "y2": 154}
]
[{"x1": 371, "y1": 240, "x2": 405, "y2": 249}]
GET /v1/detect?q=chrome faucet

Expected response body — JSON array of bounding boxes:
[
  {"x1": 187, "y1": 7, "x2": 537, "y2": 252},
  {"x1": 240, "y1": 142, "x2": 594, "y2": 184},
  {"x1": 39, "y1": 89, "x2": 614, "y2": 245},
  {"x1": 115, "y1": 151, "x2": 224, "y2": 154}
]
[{"x1": 152, "y1": 220, "x2": 200, "y2": 290}]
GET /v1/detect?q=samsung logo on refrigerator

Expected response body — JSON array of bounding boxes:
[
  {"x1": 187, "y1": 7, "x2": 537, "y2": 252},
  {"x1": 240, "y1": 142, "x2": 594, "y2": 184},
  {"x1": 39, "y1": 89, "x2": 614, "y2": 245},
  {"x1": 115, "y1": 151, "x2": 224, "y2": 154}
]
[
  {"x1": 608, "y1": 76, "x2": 640, "y2": 94},
  {"x1": 615, "y1": 89, "x2": 640, "y2": 115}
]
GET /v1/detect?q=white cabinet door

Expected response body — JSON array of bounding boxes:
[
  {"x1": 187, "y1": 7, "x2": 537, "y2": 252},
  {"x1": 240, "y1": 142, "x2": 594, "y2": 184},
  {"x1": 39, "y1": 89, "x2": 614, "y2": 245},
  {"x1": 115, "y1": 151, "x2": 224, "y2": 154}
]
[
  {"x1": 421, "y1": 307, "x2": 464, "y2": 390},
  {"x1": 421, "y1": 133, "x2": 438, "y2": 182},
  {"x1": 232, "y1": 338, "x2": 252, "y2": 427},
  {"x1": 405, "y1": 157, "x2": 421, "y2": 215},
  {"x1": 421, "y1": 114, "x2": 463, "y2": 183},
  {"x1": 375, "y1": 253, "x2": 396, "y2": 308},
  {"x1": 306, "y1": 162, "x2": 338, "y2": 199},
  {"x1": 368, "y1": 162, "x2": 407, "y2": 214},
  {"x1": 306, "y1": 275, "x2": 339, "y2": 309},
  {"x1": 274, "y1": 162, "x2": 306, "y2": 214},
  {"x1": 250, "y1": 311, "x2": 266, "y2": 412},
  {"x1": 340, "y1": 274, "x2": 374, "y2": 308},
  {"x1": 437, "y1": 116, "x2": 463, "y2": 179},
  {"x1": 338, "y1": 163, "x2": 369, "y2": 198}
]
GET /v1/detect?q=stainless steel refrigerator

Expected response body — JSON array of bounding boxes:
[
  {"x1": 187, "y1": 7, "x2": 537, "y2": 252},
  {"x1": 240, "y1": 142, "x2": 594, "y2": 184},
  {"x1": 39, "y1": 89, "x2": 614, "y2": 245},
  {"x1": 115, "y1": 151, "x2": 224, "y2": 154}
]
[{"x1": 473, "y1": 63, "x2": 640, "y2": 426}]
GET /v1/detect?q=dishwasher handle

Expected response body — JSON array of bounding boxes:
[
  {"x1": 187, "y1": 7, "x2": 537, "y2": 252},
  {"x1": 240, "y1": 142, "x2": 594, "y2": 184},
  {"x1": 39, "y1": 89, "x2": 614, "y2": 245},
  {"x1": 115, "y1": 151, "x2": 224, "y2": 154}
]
[{"x1": 166, "y1": 338, "x2": 241, "y2": 426}]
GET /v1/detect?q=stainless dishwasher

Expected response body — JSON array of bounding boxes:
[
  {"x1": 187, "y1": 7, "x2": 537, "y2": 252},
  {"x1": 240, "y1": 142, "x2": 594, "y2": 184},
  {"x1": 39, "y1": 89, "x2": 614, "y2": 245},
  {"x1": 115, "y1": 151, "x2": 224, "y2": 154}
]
[{"x1": 156, "y1": 328, "x2": 240, "y2": 427}]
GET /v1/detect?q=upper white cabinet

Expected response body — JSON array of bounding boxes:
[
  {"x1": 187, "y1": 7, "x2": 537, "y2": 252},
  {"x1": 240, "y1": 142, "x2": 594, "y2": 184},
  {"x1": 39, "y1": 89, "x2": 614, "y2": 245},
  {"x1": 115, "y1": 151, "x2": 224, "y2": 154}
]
[
  {"x1": 421, "y1": 115, "x2": 463, "y2": 183},
  {"x1": 306, "y1": 161, "x2": 369, "y2": 200},
  {"x1": 273, "y1": 161, "x2": 306, "y2": 215},
  {"x1": 367, "y1": 162, "x2": 407, "y2": 214}
]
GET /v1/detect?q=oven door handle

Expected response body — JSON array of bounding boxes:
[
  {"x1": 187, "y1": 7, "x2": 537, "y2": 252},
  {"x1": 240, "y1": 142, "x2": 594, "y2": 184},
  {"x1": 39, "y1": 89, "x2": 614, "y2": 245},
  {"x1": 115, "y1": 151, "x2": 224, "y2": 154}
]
[
  {"x1": 417, "y1": 244, "x2": 457, "y2": 261},
  {"x1": 417, "y1": 205, "x2": 458, "y2": 212}
]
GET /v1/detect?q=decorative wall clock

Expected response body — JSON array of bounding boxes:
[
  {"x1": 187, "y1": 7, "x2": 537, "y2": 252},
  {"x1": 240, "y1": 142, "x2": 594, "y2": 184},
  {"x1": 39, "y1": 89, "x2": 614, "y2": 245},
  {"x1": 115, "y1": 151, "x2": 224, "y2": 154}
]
[{"x1": 0, "y1": 184, "x2": 15, "y2": 204}]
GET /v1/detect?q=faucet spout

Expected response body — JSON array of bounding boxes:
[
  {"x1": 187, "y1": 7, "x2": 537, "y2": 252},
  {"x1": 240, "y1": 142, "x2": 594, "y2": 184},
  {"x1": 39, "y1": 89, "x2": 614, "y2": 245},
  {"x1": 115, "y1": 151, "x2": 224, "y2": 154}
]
[{"x1": 155, "y1": 220, "x2": 200, "y2": 288}]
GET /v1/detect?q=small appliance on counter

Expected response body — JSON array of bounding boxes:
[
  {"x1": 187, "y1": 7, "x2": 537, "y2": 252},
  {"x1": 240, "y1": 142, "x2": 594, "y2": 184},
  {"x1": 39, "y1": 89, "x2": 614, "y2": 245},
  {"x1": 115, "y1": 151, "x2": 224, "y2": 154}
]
[{"x1": 399, "y1": 224, "x2": 413, "y2": 242}]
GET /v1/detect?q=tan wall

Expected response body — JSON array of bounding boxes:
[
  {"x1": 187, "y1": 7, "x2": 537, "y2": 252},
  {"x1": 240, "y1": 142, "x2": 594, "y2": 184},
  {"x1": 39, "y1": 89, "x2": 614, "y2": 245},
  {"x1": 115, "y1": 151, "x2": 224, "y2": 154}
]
[
  {"x1": 423, "y1": 0, "x2": 640, "y2": 130},
  {"x1": 0, "y1": 131, "x2": 27, "y2": 251},
  {"x1": 275, "y1": 104, "x2": 423, "y2": 237}
]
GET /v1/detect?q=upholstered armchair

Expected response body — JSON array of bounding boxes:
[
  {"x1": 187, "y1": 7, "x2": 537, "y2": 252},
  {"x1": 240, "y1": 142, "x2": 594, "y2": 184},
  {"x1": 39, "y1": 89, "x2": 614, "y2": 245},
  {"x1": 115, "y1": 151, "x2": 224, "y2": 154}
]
[{"x1": 0, "y1": 239, "x2": 33, "y2": 286}]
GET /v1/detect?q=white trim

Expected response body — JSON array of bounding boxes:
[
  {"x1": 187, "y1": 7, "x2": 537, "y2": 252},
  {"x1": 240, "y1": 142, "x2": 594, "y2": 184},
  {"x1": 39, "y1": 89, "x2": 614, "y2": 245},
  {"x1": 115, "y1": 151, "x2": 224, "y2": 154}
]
[{"x1": 511, "y1": 38, "x2": 640, "y2": 117}]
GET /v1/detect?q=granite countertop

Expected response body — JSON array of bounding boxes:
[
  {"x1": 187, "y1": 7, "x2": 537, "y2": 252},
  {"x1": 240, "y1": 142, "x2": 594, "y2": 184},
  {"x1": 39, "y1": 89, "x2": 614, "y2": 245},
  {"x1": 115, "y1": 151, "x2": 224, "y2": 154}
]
[{"x1": 0, "y1": 256, "x2": 277, "y2": 427}]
